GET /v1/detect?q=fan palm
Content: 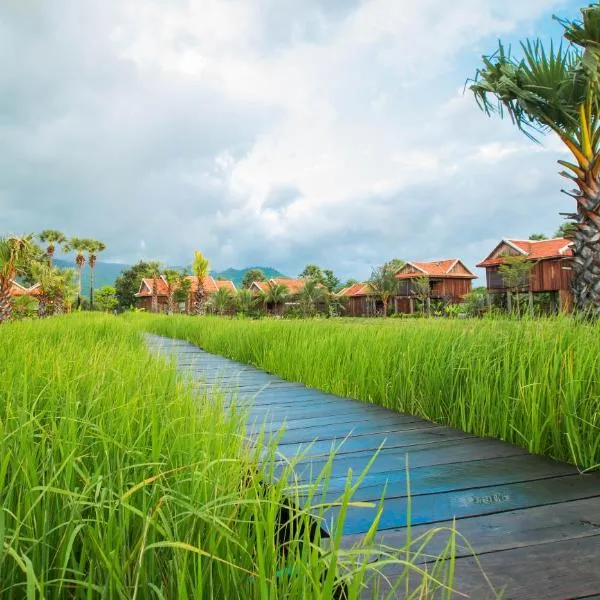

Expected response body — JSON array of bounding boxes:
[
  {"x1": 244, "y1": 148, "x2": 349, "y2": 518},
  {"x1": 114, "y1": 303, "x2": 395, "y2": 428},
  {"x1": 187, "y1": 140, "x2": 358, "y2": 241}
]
[
  {"x1": 299, "y1": 279, "x2": 328, "y2": 317},
  {"x1": 192, "y1": 251, "x2": 210, "y2": 315},
  {"x1": 0, "y1": 235, "x2": 34, "y2": 323},
  {"x1": 32, "y1": 263, "x2": 76, "y2": 317},
  {"x1": 369, "y1": 262, "x2": 399, "y2": 317},
  {"x1": 210, "y1": 287, "x2": 233, "y2": 316},
  {"x1": 163, "y1": 269, "x2": 180, "y2": 315},
  {"x1": 63, "y1": 237, "x2": 90, "y2": 309},
  {"x1": 38, "y1": 230, "x2": 66, "y2": 266},
  {"x1": 470, "y1": 5, "x2": 600, "y2": 313},
  {"x1": 86, "y1": 239, "x2": 106, "y2": 309},
  {"x1": 235, "y1": 288, "x2": 254, "y2": 315},
  {"x1": 266, "y1": 283, "x2": 289, "y2": 315}
]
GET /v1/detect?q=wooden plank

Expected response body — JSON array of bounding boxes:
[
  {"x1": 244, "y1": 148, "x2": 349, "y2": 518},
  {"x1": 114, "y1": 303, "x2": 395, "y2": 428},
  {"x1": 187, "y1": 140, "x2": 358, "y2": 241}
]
[
  {"x1": 247, "y1": 411, "x2": 431, "y2": 435},
  {"x1": 273, "y1": 419, "x2": 442, "y2": 445},
  {"x1": 286, "y1": 437, "x2": 527, "y2": 480},
  {"x1": 321, "y1": 475, "x2": 600, "y2": 535},
  {"x1": 303, "y1": 454, "x2": 577, "y2": 502},
  {"x1": 276, "y1": 426, "x2": 472, "y2": 458},
  {"x1": 338, "y1": 497, "x2": 600, "y2": 558}
]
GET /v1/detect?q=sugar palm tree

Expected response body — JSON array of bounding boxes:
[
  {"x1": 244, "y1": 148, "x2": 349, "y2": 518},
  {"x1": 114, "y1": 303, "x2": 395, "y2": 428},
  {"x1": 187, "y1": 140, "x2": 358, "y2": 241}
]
[
  {"x1": 210, "y1": 287, "x2": 233, "y2": 316},
  {"x1": 470, "y1": 5, "x2": 600, "y2": 313},
  {"x1": 38, "y1": 230, "x2": 66, "y2": 266},
  {"x1": 192, "y1": 251, "x2": 210, "y2": 315},
  {"x1": 63, "y1": 237, "x2": 90, "y2": 309},
  {"x1": 266, "y1": 283, "x2": 289, "y2": 315},
  {"x1": 0, "y1": 235, "x2": 34, "y2": 323},
  {"x1": 86, "y1": 239, "x2": 106, "y2": 309}
]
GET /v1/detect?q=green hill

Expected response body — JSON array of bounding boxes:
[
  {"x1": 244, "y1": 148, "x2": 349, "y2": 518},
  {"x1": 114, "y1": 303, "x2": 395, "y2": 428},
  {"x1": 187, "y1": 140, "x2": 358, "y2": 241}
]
[{"x1": 53, "y1": 260, "x2": 287, "y2": 292}]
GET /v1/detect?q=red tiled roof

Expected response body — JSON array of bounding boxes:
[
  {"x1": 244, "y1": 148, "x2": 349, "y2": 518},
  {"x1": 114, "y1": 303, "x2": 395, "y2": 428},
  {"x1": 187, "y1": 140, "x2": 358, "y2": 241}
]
[
  {"x1": 477, "y1": 239, "x2": 573, "y2": 267},
  {"x1": 270, "y1": 278, "x2": 308, "y2": 294},
  {"x1": 336, "y1": 283, "x2": 374, "y2": 297},
  {"x1": 250, "y1": 281, "x2": 270, "y2": 294},
  {"x1": 396, "y1": 259, "x2": 476, "y2": 280},
  {"x1": 135, "y1": 276, "x2": 236, "y2": 298},
  {"x1": 9, "y1": 280, "x2": 42, "y2": 297}
]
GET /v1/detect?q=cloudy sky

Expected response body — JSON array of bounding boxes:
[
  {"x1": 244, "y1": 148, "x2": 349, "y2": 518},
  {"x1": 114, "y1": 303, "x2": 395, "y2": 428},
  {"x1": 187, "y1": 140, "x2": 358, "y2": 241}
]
[{"x1": 1, "y1": 0, "x2": 583, "y2": 280}]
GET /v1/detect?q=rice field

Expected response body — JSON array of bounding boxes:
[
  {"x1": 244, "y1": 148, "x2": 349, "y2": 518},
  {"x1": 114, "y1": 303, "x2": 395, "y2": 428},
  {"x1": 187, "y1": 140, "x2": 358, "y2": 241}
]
[
  {"x1": 1, "y1": 314, "x2": 460, "y2": 599},
  {"x1": 136, "y1": 314, "x2": 600, "y2": 471}
]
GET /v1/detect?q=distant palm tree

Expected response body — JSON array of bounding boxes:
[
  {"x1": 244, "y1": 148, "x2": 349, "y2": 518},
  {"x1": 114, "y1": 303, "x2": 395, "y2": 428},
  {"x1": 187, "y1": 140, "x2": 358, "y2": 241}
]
[
  {"x1": 38, "y1": 230, "x2": 66, "y2": 266},
  {"x1": 235, "y1": 288, "x2": 254, "y2": 315},
  {"x1": 0, "y1": 235, "x2": 34, "y2": 323},
  {"x1": 192, "y1": 251, "x2": 210, "y2": 315},
  {"x1": 369, "y1": 262, "x2": 399, "y2": 317},
  {"x1": 163, "y1": 269, "x2": 180, "y2": 315},
  {"x1": 63, "y1": 237, "x2": 90, "y2": 309},
  {"x1": 266, "y1": 283, "x2": 289, "y2": 315},
  {"x1": 150, "y1": 264, "x2": 161, "y2": 314},
  {"x1": 32, "y1": 263, "x2": 76, "y2": 317},
  {"x1": 210, "y1": 287, "x2": 233, "y2": 316},
  {"x1": 86, "y1": 239, "x2": 106, "y2": 309},
  {"x1": 299, "y1": 279, "x2": 328, "y2": 316}
]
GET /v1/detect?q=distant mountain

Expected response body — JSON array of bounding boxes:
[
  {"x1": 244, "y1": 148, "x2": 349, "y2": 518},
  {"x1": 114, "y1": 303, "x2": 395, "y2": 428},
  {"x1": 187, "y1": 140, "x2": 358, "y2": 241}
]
[
  {"x1": 212, "y1": 267, "x2": 288, "y2": 288},
  {"x1": 54, "y1": 259, "x2": 130, "y2": 292},
  {"x1": 52, "y1": 260, "x2": 287, "y2": 291}
]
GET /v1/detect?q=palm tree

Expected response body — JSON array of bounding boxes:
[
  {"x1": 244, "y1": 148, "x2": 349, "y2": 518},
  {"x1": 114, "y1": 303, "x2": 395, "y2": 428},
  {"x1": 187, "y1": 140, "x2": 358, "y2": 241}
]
[
  {"x1": 86, "y1": 239, "x2": 106, "y2": 309},
  {"x1": 38, "y1": 230, "x2": 66, "y2": 266},
  {"x1": 369, "y1": 262, "x2": 399, "y2": 317},
  {"x1": 150, "y1": 264, "x2": 161, "y2": 314},
  {"x1": 236, "y1": 288, "x2": 254, "y2": 315},
  {"x1": 0, "y1": 235, "x2": 34, "y2": 323},
  {"x1": 163, "y1": 269, "x2": 180, "y2": 315},
  {"x1": 32, "y1": 263, "x2": 76, "y2": 317},
  {"x1": 210, "y1": 287, "x2": 233, "y2": 316},
  {"x1": 192, "y1": 251, "x2": 210, "y2": 315},
  {"x1": 266, "y1": 283, "x2": 289, "y2": 315},
  {"x1": 470, "y1": 5, "x2": 600, "y2": 313},
  {"x1": 63, "y1": 237, "x2": 90, "y2": 309},
  {"x1": 299, "y1": 279, "x2": 328, "y2": 317}
]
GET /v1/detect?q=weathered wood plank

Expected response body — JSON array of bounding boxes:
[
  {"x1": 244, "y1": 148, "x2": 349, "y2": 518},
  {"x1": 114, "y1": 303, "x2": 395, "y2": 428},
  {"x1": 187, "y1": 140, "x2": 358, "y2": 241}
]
[
  {"x1": 338, "y1": 497, "x2": 600, "y2": 558},
  {"x1": 321, "y1": 475, "x2": 600, "y2": 535}
]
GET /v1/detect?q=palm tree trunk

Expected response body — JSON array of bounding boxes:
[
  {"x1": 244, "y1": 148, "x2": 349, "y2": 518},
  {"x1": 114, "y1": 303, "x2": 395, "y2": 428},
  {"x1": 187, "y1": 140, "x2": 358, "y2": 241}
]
[
  {"x1": 77, "y1": 265, "x2": 83, "y2": 309},
  {"x1": 565, "y1": 166, "x2": 600, "y2": 314},
  {"x1": 194, "y1": 284, "x2": 204, "y2": 315},
  {"x1": 54, "y1": 293, "x2": 65, "y2": 316},
  {"x1": 167, "y1": 294, "x2": 174, "y2": 315},
  {"x1": 382, "y1": 296, "x2": 388, "y2": 318},
  {"x1": 151, "y1": 277, "x2": 158, "y2": 313},
  {"x1": 89, "y1": 265, "x2": 95, "y2": 310},
  {"x1": 506, "y1": 290, "x2": 513, "y2": 313},
  {"x1": 38, "y1": 295, "x2": 48, "y2": 318},
  {"x1": 0, "y1": 288, "x2": 12, "y2": 323}
]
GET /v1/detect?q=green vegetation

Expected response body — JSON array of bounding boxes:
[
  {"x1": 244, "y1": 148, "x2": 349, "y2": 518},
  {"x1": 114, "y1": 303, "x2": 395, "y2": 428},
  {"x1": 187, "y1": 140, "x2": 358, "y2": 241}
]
[
  {"x1": 470, "y1": 4, "x2": 600, "y2": 313},
  {"x1": 137, "y1": 314, "x2": 600, "y2": 471},
  {"x1": 1, "y1": 314, "x2": 461, "y2": 599}
]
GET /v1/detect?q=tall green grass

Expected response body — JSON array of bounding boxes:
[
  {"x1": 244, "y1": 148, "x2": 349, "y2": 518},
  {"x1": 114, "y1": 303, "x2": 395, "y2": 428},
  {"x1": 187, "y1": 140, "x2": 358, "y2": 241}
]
[
  {"x1": 136, "y1": 314, "x2": 600, "y2": 471},
  {"x1": 1, "y1": 314, "x2": 465, "y2": 599}
]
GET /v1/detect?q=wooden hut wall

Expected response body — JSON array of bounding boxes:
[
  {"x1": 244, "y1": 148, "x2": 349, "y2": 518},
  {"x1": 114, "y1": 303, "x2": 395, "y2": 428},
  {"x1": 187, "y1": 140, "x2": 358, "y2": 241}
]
[{"x1": 486, "y1": 259, "x2": 572, "y2": 293}]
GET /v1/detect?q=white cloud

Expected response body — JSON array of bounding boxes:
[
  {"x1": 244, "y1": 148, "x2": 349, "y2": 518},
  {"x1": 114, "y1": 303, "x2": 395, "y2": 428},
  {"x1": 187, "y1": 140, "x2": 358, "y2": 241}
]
[{"x1": 0, "y1": 0, "x2": 579, "y2": 279}]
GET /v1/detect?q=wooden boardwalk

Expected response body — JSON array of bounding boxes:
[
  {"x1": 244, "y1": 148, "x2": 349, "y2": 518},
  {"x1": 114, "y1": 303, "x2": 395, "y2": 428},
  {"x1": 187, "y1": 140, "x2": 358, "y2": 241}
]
[{"x1": 146, "y1": 334, "x2": 600, "y2": 599}]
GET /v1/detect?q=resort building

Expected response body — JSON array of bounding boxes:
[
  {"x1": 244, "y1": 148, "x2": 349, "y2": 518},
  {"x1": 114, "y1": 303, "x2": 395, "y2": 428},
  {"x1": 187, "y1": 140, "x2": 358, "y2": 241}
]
[
  {"x1": 477, "y1": 238, "x2": 574, "y2": 312},
  {"x1": 395, "y1": 259, "x2": 477, "y2": 313},
  {"x1": 135, "y1": 275, "x2": 236, "y2": 313},
  {"x1": 336, "y1": 283, "x2": 378, "y2": 317}
]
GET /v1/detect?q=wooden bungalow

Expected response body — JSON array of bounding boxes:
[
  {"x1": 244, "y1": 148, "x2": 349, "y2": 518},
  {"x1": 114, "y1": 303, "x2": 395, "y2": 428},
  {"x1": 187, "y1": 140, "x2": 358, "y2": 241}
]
[
  {"x1": 336, "y1": 283, "x2": 379, "y2": 317},
  {"x1": 476, "y1": 238, "x2": 574, "y2": 312},
  {"x1": 395, "y1": 259, "x2": 477, "y2": 313},
  {"x1": 135, "y1": 275, "x2": 236, "y2": 313}
]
